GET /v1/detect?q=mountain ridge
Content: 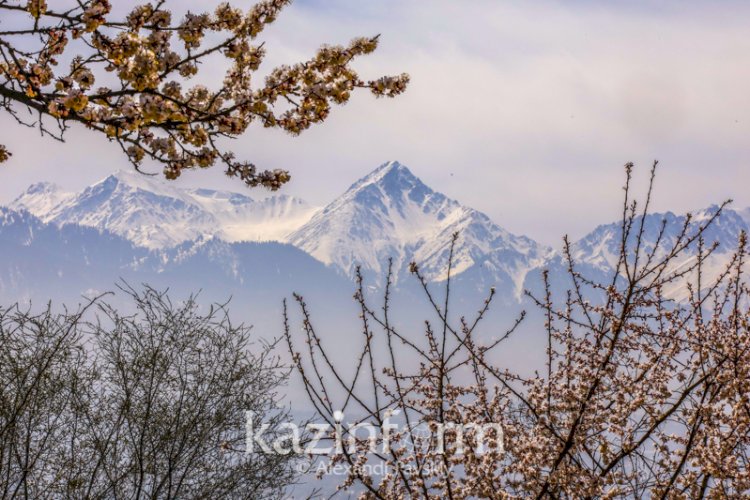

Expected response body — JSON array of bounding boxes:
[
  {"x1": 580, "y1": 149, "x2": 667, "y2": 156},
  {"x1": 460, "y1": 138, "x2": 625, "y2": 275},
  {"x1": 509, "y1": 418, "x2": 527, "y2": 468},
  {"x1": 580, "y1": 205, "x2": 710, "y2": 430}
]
[
  {"x1": 6, "y1": 161, "x2": 750, "y2": 303},
  {"x1": 12, "y1": 170, "x2": 319, "y2": 248}
]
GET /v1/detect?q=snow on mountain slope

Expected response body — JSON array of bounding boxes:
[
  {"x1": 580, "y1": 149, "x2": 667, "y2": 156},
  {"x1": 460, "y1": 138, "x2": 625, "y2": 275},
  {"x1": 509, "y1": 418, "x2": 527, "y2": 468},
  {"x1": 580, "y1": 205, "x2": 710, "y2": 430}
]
[
  {"x1": 7, "y1": 162, "x2": 548, "y2": 298},
  {"x1": 9, "y1": 163, "x2": 746, "y2": 300},
  {"x1": 0, "y1": 207, "x2": 352, "y2": 327},
  {"x1": 526, "y1": 205, "x2": 750, "y2": 301},
  {"x1": 11, "y1": 182, "x2": 75, "y2": 215},
  {"x1": 11, "y1": 171, "x2": 318, "y2": 248},
  {"x1": 571, "y1": 205, "x2": 746, "y2": 269},
  {"x1": 740, "y1": 207, "x2": 750, "y2": 228},
  {"x1": 289, "y1": 161, "x2": 550, "y2": 294},
  {"x1": 32, "y1": 172, "x2": 215, "y2": 249},
  {"x1": 187, "y1": 188, "x2": 318, "y2": 242}
]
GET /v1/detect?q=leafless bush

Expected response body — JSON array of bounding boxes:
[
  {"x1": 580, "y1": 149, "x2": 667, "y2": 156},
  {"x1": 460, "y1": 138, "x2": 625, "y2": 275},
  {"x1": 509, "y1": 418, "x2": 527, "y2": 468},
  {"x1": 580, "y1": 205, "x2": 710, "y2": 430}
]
[
  {"x1": 0, "y1": 285, "x2": 296, "y2": 499},
  {"x1": 0, "y1": 300, "x2": 93, "y2": 498}
]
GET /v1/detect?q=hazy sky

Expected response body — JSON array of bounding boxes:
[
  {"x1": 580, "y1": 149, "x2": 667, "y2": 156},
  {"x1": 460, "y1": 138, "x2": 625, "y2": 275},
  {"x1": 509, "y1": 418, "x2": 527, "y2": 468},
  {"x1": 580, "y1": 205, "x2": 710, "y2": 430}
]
[{"x1": 1, "y1": 0, "x2": 748, "y2": 245}]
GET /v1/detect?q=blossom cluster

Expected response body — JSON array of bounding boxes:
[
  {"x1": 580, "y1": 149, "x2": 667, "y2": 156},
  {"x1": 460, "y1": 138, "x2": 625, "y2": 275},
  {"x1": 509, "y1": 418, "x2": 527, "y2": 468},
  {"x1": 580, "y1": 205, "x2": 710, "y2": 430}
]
[{"x1": 0, "y1": 0, "x2": 408, "y2": 188}]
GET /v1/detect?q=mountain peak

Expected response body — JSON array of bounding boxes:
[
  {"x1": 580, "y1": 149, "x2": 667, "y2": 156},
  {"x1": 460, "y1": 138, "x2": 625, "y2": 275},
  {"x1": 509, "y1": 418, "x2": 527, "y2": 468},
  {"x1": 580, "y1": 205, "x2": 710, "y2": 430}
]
[
  {"x1": 337, "y1": 161, "x2": 436, "y2": 216},
  {"x1": 21, "y1": 181, "x2": 60, "y2": 195},
  {"x1": 370, "y1": 159, "x2": 406, "y2": 177},
  {"x1": 96, "y1": 170, "x2": 179, "y2": 196},
  {"x1": 12, "y1": 181, "x2": 74, "y2": 218},
  {"x1": 290, "y1": 160, "x2": 548, "y2": 291},
  {"x1": 348, "y1": 160, "x2": 424, "y2": 193}
]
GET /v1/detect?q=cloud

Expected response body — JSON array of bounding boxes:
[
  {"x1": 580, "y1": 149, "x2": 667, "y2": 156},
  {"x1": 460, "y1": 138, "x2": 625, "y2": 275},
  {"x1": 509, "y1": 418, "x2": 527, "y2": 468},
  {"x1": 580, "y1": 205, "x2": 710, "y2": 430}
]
[{"x1": 1, "y1": 0, "x2": 748, "y2": 245}]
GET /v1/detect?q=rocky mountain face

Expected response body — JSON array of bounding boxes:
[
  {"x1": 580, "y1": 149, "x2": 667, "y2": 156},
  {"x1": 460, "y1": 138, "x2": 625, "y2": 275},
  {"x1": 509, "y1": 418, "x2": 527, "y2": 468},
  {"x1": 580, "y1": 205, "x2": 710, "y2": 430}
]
[{"x1": 289, "y1": 161, "x2": 550, "y2": 296}]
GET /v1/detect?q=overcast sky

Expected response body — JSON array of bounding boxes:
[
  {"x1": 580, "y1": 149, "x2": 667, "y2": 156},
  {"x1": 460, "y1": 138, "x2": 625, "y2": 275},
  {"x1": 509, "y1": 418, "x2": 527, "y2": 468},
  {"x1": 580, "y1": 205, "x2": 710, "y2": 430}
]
[{"x1": 1, "y1": 0, "x2": 748, "y2": 245}]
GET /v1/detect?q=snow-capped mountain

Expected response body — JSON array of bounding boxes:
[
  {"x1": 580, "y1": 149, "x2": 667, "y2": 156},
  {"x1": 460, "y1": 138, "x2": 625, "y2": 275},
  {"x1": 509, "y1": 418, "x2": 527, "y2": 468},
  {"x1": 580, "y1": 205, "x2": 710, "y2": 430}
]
[
  {"x1": 0, "y1": 206, "x2": 353, "y2": 334},
  {"x1": 11, "y1": 170, "x2": 319, "y2": 249},
  {"x1": 289, "y1": 161, "x2": 550, "y2": 295},
  {"x1": 11, "y1": 181, "x2": 75, "y2": 215},
  {"x1": 4, "y1": 160, "x2": 750, "y2": 305},
  {"x1": 525, "y1": 205, "x2": 750, "y2": 301},
  {"x1": 570, "y1": 206, "x2": 746, "y2": 271}
]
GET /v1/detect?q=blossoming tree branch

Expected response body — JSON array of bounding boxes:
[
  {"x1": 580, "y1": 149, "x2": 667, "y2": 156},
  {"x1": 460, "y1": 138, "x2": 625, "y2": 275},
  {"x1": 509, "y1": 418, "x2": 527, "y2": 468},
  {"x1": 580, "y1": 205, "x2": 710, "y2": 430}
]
[{"x1": 0, "y1": 0, "x2": 409, "y2": 188}]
